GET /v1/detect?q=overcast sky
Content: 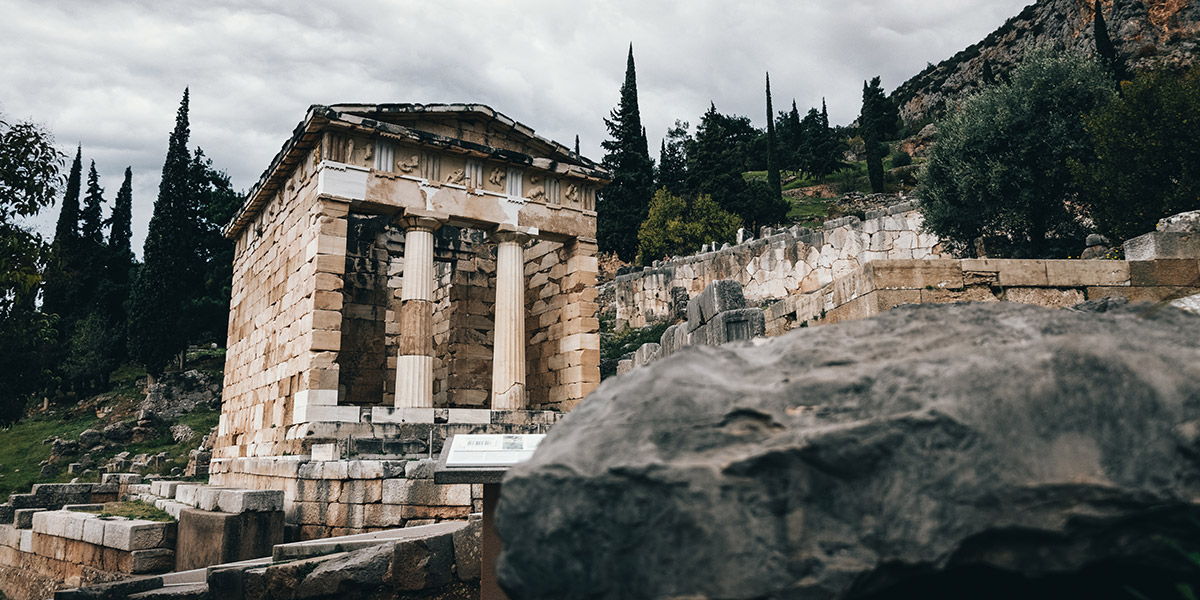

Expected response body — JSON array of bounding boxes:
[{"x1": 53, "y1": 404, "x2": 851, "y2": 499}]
[{"x1": 1, "y1": 0, "x2": 1030, "y2": 255}]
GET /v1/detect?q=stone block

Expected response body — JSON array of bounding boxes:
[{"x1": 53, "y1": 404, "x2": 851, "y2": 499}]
[
  {"x1": 174, "y1": 484, "x2": 203, "y2": 507},
  {"x1": 1129, "y1": 259, "x2": 1200, "y2": 287},
  {"x1": 1124, "y1": 231, "x2": 1200, "y2": 260},
  {"x1": 960, "y1": 259, "x2": 1049, "y2": 287},
  {"x1": 447, "y1": 408, "x2": 491, "y2": 424},
  {"x1": 195, "y1": 487, "x2": 229, "y2": 512},
  {"x1": 1044, "y1": 260, "x2": 1129, "y2": 287},
  {"x1": 405, "y1": 459, "x2": 436, "y2": 480},
  {"x1": 341, "y1": 480, "x2": 383, "y2": 504},
  {"x1": 707, "y1": 308, "x2": 766, "y2": 345},
  {"x1": 346, "y1": 459, "x2": 385, "y2": 479},
  {"x1": 32, "y1": 510, "x2": 66, "y2": 538},
  {"x1": 130, "y1": 548, "x2": 175, "y2": 574},
  {"x1": 382, "y1": 479, "x2": 471, "y2": 506},
  {"x1": 687, "y1": 280, "x2": 746, "y2": 330},
  {"x1": 14, "y1": 508, "x2": 42, "y2": 529},
  {"x1": 176, "y1": 507, "x2": 284, "y2": 571},
  {"x1": 102, "y1": 519, "x2": 169, "y2": 551},
  {"x1": 1004, "y1": 287, "x2": 1086, "y2": 308},
  {"x1": 632, "y1": 342, "x2": 660, "y2": 367},
  {"x1": 0, "y1": 503, "x2": 11, "y2": 525},
  {"x1": 149, "y1": 480, "x2": 183, "y2": 498},
  {"x1": 390, "y1": 529, "x2": 456, "y2": 591},
  {"x1": 100, "y1": 473, "x2": 143, "y2": 485},
  {"x1": 18, "y1": 529, "x2": 30, "y2": 553},
  {"x1": 82, "y1": 516, "x2": 106, "y2": 546},
  {"x1": 311, "y1": 443, "x2": 339, "y2": 461},
  {"x1": 217, "y1": 489, "x2": 285, "y2": 513},
  {"x1": 867, "y1": 259, "x2": 963, "y2": 290}
]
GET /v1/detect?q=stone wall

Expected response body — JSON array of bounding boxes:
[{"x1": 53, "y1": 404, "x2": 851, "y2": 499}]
[
  {"x1": 606, "y1": 201, "x2": 941, "y2": 330},
  {"x1": 763, "y1": 258, "x2": 1200, "y2": 333},
  {"x1": 525, "y1": 237, "x2": 601, "y2": 412},
  {"x1": 220, "y1": 148, "x2": 344, "y2": 457}
]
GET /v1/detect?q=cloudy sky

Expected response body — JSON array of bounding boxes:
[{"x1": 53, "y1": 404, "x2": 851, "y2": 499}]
[{"x1": 2, "y1": 0, "x2": 1030, "y2": 254}]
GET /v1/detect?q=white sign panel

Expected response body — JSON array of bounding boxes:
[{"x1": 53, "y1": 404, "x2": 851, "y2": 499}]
[{"x1": 445, "y1": 434, "x2": 546, "y2": 467}]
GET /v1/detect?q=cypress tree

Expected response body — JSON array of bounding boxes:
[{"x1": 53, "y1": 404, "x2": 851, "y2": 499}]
[
  {"x1": 765, "y1": 73, "x2": 782, "y2": 203},
  {"x1": 80, "y1": 161, "x2": 104, "y2": 246},
  {"x1": 574, "y1": 135, "x2": 581, "y2": 156},
  {"x1": 41, "y1": 146, "x2": 83, "y2": 321},
  {"x1": 860, "y1": 77, "x2": 893, "y2": 193},
  {"x1": 128, "y1": 88, "x2": 198, "y2": 379},
  {"x1": 598, "y1": 44, "x2": 655, "y2": 262},
  {"x1": 107, "y1": 167, "x2": 134, "y2": 278},
  {"x1": 788, "y1": 101, "x2": 803, "y2": 171},
  {"x1": 1094, "y1": 0, "x2": 1125, "y2": 88}
]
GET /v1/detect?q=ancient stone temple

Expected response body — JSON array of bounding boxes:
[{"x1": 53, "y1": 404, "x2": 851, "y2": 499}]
[{"x1": 204, "y1": 104, "x2": 607, "y2": 536}]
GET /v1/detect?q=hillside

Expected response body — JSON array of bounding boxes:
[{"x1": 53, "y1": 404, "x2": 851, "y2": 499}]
[{"x1": 891, "y1": 0, "x2": 1200, "y2": 126}]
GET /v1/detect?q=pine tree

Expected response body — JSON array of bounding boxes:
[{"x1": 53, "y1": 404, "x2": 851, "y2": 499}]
[
  {"x1": 128, "y1": 89, "x2": 199, "y2": 379},
  {"x1": 598, "y1": 45, "x2": 656, "y2": 262},
  {"x1": 765, "y1": 74, "x2": 783, "y2": 203},
  {"x1": 788, "y1": 101, "x2": 803, "y2": 171}
]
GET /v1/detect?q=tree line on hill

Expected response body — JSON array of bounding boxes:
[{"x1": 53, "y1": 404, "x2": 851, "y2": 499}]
[
  {"x1": 920, "y1": 2, "x2": 1200, "y2": 258},
  {"x1": 1, "y1": 89, "x2": 239, "y2": 424},
  {"x1": 596, "y1": 46, "x2": 906, "y2": 265}
]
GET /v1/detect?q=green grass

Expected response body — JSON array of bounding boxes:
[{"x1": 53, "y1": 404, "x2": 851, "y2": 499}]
[
  {"x1": 0, "y1": 411, "x2": 100, "y2": 497},
  {"x1": 97, "y1": 500, "x2": 173, "y2": 522},
  {"x1": 787, "y1": 198, "x2": 833, "y2": 227}
]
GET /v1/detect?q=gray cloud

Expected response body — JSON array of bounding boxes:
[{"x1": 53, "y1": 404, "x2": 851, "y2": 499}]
[{"x1": 1, "y1": 0, "x2": 1029, "y2": 255}]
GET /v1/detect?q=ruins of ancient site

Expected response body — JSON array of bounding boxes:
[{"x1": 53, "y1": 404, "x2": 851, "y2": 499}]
[{"x1": 3, "y1": 1, "x2": 1200, "y2": 599}]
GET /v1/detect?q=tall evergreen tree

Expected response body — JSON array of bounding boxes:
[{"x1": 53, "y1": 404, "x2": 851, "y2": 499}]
[
  {"x1": 1094, "y1": 0, "x2": 1126, "y2": 88},
  {"x1": 128, "y1": 88, "x2": 200, "y2": 379},
  {"x1": 97, "y1": 167, "x2": 135, "y2": 365},
  {"x1": 860, "y1": 77, "x2": 895, "y2": 193},
  {"x1": 188, "y1": 148, "x2": 241, "y2": 346},
  {"x1": 41, "y1": 146, "x2": 83, "y2": 320},
  {"x1": 597, "y1": 45, "x2": 655, "y2": 262},
  {"x1": 80, "y1": 161, "x2": 104, "y2": 246},
  {"x1": 765, "y1": 74, "x2": 782, "y2": 203},
  {"x1": 107, "y1": 167, "x2": 134, "y2": 277},
  {"x1": 656, "y1": 120, "x2": 690, "y2": 197},
  {"x1": 574, "y1": 135, "x2": 580, "y2": 156},
  {"x1": 52, "y1": 146, "x2": 82, "y2": 246},
  {"x1": 982, "y1": 59, "x2": 997, "y2": 86}
]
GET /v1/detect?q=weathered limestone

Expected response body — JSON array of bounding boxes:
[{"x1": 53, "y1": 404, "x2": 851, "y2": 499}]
[
  {"x1": 217, "y1": 103, "x2": 609, "y2": 460},
  {"x1": 491, "y1": 230, "x2": 531, "y2": 410},
  {"x1": 394, "y1": 214, "x2": 443, "y2": 409}
]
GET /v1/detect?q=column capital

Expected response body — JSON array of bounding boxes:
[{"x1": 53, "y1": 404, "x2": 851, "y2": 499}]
[
  {"x1": 488, "y1": 228, "x2": 533, "y2": 246},
  {"x1": 398, "y1": 215, "x2": 444, "y2": 233}
]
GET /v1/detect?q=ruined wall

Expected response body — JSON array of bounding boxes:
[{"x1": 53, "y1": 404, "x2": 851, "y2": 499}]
[
  {"x1": 525, "y1": 237, "x2": 600, "y2": 411},
  {"x1": 773, "y1": 257, "x2": 1200, "y2": 331},
  {"x1": 607, "y1": 201, "x2": 940, "y2": 329}
]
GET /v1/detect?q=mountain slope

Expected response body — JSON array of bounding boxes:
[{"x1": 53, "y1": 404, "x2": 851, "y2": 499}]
[{"x1": 892, "y1": 0, "x2": 1200, "y2": 126}]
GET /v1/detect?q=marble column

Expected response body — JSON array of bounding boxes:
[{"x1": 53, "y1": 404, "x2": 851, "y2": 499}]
[
  {"x1": 394, "y1": 215, "x2": 442, "y2": 408},
  {"x1": 490, "y1": 230, "x2": 531, "y2": 410}
]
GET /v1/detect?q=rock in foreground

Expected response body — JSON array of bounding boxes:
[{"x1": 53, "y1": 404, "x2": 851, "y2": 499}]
[{"x1": 497, "y1": 301, "x2": 1200, "y2": 599}]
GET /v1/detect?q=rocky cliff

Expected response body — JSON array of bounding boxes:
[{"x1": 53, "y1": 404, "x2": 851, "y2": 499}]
[{"x1": 892, "y1": 0, "x2": 1200, "y2": 126}]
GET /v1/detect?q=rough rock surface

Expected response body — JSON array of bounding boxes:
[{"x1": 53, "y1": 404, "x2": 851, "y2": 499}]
[
  {"x1": 497, "y1": 301, "x2": 1200, "y2": 600},
  {"x1": 140, "y1": 369, "x2": 222, "y2": 420},
  {"x1": 892, "y1": 0, "x2": 1200, "y2": 126}
]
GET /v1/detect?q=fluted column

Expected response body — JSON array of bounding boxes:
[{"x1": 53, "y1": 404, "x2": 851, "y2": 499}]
[
  {"x1": 394, "y1": 215, "x2": 442, "y2": 408},
  {"x1": 490, "y1": 230, "x2": 531, "y2": 410}
]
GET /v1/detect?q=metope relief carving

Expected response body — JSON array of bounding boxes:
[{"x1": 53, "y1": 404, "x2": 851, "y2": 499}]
[
  {"x1": 489, "y1": 167, "x2": 506, "y2": 186},
  {"x1": 397, "y1": 155, "x2": 419, "y2": 173},
  {"x1": 445, "y1": 169, "x2": 466, "y2": 185}
]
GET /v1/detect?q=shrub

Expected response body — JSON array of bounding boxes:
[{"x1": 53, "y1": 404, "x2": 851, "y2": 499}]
[
  {"x1": 919, "y1": 52, "x2": 1114, "y2": 257},
  {"x1": 889, "y1": 150, "x2": 912, "y2": 168}
]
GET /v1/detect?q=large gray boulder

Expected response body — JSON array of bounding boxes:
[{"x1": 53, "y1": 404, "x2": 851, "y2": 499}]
[{"x1": 496, "y1": 301, "x2": 1200, "y2": 599}]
